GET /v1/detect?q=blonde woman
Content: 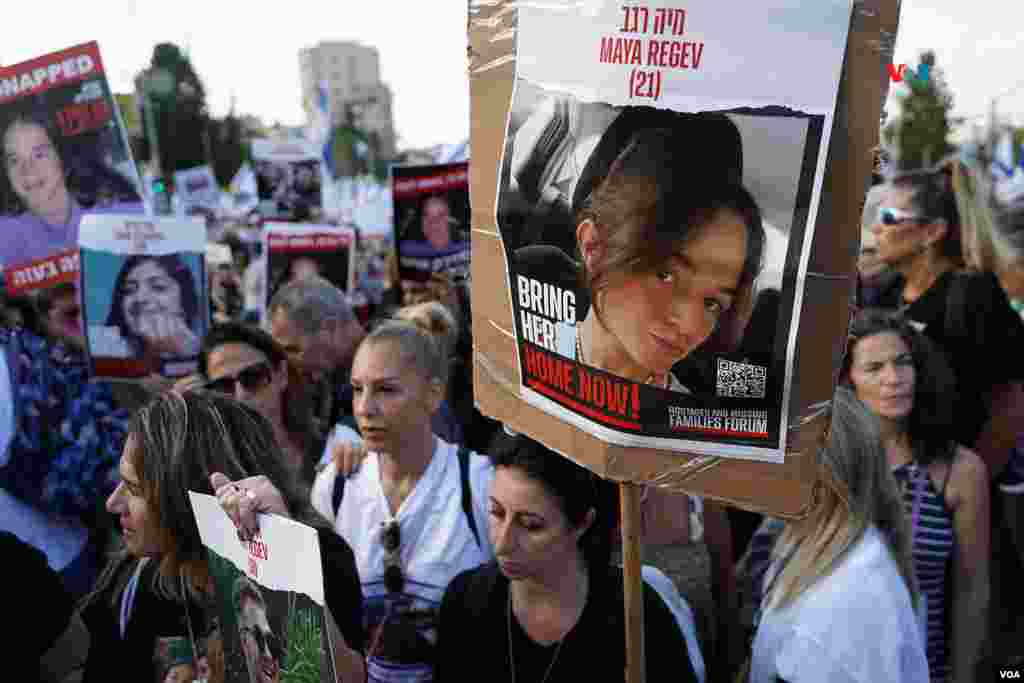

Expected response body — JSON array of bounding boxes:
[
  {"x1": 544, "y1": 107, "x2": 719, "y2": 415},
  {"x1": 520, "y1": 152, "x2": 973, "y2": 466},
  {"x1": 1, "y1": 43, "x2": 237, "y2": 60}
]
[{"x1": 749, "y1": 387, "x2": 928, "y2": 683}]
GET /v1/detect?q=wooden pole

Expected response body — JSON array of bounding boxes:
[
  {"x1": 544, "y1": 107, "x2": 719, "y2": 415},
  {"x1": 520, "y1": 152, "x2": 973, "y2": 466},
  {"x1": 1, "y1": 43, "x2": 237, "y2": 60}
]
[{"x1": 620, "y1": 482, "x2": 645, "y2": 683}]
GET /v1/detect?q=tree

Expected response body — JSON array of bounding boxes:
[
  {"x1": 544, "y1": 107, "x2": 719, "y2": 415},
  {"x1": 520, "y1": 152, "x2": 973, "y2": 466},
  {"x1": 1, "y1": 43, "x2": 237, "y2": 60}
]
[
  {"x1": 208, "y1": 110, "x2": 246, "y2": 187},
  {"x1": 138, "y1": 43, "x2": 209, "y2": 180},
  {"x1": 882, "y1": 51, "x2": 955, "y2": 171}
]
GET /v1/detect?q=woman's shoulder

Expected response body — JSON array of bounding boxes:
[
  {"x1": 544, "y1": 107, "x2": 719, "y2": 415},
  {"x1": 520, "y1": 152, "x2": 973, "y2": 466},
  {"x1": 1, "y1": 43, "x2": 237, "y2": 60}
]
[
  {"x1": 442, "y1": 562, "x2": 504, "y2": 609},
  {"x1": 944, "y1": 444, "x2": 989, "y2": 511}
]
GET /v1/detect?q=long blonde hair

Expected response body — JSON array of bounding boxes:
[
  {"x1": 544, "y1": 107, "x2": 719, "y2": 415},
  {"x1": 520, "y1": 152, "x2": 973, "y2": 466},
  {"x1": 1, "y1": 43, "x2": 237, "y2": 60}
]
[{"x1": 765, "y1": 387, "x2": 917, "y2": 611}]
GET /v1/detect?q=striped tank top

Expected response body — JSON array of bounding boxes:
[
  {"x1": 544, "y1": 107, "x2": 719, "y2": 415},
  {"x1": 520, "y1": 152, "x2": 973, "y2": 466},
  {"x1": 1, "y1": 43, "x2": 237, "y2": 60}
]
[{"x1": 892, "y1": 460, "x2": 954, "y2": 683}]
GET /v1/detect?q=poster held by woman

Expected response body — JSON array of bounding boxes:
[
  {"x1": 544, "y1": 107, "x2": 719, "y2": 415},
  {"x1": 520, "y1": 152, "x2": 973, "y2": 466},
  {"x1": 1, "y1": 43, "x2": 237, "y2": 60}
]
[
  {"x1": 189, "y1": 492, "x2": 339, "y2": 683},
  {"x1": 0, "y1": 42, "x2": 146, "y2": 344},
  {"x1": 79, "y1": 215, "x2": 208, "y2": 380}
]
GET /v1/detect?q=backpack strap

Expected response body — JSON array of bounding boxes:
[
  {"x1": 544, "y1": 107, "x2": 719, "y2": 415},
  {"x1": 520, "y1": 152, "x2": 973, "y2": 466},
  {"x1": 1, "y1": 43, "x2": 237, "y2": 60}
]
[
  {"x1": 458, "y1": 445, "x2": 483, "y2": 549},
  {"x1": 331, "y1": 469, "x2": 346, "y2": 519}
]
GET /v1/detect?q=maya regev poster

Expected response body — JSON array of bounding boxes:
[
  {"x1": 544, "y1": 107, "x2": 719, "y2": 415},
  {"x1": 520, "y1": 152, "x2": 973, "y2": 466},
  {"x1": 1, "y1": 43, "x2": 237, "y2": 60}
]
[
  {"x1": 251, "y1": 139, "x2": 324, "y2": 222},
  {"x1": 79, "y1": 215, "x2": 208, "y2": 380},
  {"x1": 497, "y1": 0, "x2": 853, "y2": 461},
  {"x1": 392, "y1": 162, "x2": 470, "y2": 293},
  {"x1": 189, "y1": 492, "x2": 338, "y2": 683},
  {"x1": 262, "y1": 223, "x2": 356, "y2": 311},
  {"x1": 0, "y1": 41, "x2": 145, "y2": 335}
]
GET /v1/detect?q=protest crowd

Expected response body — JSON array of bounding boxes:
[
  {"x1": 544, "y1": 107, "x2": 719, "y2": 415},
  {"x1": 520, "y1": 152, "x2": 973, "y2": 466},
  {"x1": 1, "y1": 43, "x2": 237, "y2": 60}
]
[{"x1": 4, "y1": 14, "x2": 1024, "y2": 683}]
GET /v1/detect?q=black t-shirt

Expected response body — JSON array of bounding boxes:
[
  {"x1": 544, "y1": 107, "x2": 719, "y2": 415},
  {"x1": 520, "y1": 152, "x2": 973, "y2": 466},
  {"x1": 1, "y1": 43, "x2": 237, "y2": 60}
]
[
  {"x1": 319, "y1": 527, "x2": 366, "y2": 654},
  {"x1": 4, "y1": 532, "x2": 74, "y2": 683},
  {"x1": 435, "y1": 562, "x2": 697, "y2": 683},
  {"x1": 875, "y1": 270, "x2": 1024, "y2": 446},
  {"x1": 82, "y1": 529, "x2": 364, "y2": 683}
]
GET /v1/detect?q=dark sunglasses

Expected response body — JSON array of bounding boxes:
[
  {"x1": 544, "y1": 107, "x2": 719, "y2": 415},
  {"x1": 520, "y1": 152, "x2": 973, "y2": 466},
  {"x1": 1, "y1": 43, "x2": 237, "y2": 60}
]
[
  {"x1": 205, "y1": 361, "x2": 273, "y2": 394},
  {"x1": 380, "y1": 519, "x2": 404, "y2": 594},
  {"x1": 240, "y1": 625, "x2": 285, "y2": 661},
  {"x1": 877, "y1": 207, "x2": 926, "y2": 226}
]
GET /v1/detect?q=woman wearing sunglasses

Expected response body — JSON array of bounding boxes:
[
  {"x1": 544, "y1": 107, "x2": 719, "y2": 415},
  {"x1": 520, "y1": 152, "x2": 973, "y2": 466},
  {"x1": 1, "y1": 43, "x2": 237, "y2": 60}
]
[
  {"x1": 843, "y1": 309, "x2": 990, "y2": 682},
  {"x1": 199, "y1": 323, "x2": 323, "y2": 485},
  {"x1": 79, "y1": 391, "x2": 365, "y2": 683},
  {"x1": 870, "y1": 168, "x2": 1024, "y2": 478},
  {"x1": 435, "y1": 433, "x2": 700, "y2": 683}
]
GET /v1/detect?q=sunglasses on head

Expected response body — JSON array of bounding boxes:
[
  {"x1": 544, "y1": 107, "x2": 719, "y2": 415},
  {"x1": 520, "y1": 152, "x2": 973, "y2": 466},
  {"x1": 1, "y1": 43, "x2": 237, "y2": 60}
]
[
  {"x1": 877, "y1": 207, "x2": 926, "y2": 226},
  {"x1": 380, "y1": 519, "x2": 404, "y2": 594},
  {"x1": 240, "y1": 625, "x2": 285, "y2": 661},
  {"x1": 205, "y1": 361, "x2": 272, "y2": 394}
]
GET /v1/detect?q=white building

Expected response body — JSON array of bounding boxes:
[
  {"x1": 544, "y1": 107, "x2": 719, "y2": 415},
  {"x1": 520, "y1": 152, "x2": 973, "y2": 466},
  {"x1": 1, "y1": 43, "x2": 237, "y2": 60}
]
[{"x1": 299, "y1": 41, "x2": 397, "y2": 158}]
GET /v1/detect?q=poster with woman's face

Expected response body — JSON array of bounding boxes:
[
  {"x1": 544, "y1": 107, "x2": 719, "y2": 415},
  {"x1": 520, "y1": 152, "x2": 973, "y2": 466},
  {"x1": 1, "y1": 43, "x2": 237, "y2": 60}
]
[
  {"x1": 392, "y1": 162, "x2": 470, "y2": 300},
  {"x1": 491, "y1": 0, "x2": 853, "y2": 461},
  {"x1": 262, "y1": 223, "x2": 356, "y2": 310},
  {"x1": 0, "y1": 42, "x2": 146, "y2": 345},
  {"x1": 78, "y1": 215, "x2": 208, "y2": 380}
]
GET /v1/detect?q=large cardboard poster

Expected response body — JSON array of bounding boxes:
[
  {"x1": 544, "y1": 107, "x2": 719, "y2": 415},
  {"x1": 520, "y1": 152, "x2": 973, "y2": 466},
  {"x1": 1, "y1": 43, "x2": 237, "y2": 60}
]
[
  {"x1": 79, "y1": 215, "x2": 208, "y2": 380},
  {"x1": 0, "y1": 42, "x2": 145, "y2": 337},
  {"x1": 252, "y1": 139, "x2": 324, "y2": 222},
  {"x1": 189, "y1": 492, "x2": 337, "y2": 683},
  {"x1": 493, "y1": 1, "x2": 853, "y2": 461},
  {"x1": 392, "y1": 163, "x2": 471, "y2": 295}
]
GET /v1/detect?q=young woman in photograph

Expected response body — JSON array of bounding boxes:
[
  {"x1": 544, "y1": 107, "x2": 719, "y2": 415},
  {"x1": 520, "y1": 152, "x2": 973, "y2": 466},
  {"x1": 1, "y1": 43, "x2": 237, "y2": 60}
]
[
  {"x1": 0, "y1": 109, "x2": 143, "y2": 269},
  {"x1": 515, "y1": 124, "x2": 765, "y2": 391},
  {"x1": 89, "y1": 254, "x2": 204, "y2": 361}
]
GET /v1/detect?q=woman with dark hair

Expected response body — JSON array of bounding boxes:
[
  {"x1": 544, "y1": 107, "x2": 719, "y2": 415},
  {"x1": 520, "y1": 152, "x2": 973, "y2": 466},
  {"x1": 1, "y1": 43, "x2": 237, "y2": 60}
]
[
  {"x1": 0, "y1": 108, "x2": 143, "y2": 270},
  {"x1": 78, "y1": 391, "x2": 365, "y2": 683},
  {"x1": 842, "y1": 309, "x2": 990, "y2": 681},
  {"x1": 871, "y1": 167, "x2": 1024, "y2": 474},
  {"x1": 89, "y1": 254, "x2": 203, "y2": 360},
  {"x1": 199, "y1": 322, "x2": 323, "y2": 485},
  {"x1": 434, "y1": 434, "x2": 699, "y2": 682},
  {"x1": 516, "y1": 125, "x2": 765, "y2": 390}
]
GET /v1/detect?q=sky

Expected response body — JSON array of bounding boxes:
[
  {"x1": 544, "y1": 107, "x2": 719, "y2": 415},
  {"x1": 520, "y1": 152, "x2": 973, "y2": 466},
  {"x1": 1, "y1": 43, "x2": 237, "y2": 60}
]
[{"x1": 1, "y1": 1, "x2": 1022, "y2": 150}]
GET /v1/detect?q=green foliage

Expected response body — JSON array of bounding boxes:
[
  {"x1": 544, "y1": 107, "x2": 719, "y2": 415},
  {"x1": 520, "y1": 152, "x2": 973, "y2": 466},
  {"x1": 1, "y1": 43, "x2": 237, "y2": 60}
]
[
  {"x1": 882, "y1": 50, "x2": 955, "y2": 171},
  {"x1": 142, "y1": 42, "x2": 209, "y2": 178},
  {"x1": 281, "y1": 602, "x2": 326, "y2": 683}
]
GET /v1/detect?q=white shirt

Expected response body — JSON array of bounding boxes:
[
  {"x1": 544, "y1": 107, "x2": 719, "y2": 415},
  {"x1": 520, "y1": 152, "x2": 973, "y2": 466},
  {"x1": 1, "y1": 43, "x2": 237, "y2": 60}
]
[
  {"x1": 312, "y1": 438, "x2": 495, "y2": 683},
  {"x1": 750, "y1": 526, "x2": 930, "y2": 683}
]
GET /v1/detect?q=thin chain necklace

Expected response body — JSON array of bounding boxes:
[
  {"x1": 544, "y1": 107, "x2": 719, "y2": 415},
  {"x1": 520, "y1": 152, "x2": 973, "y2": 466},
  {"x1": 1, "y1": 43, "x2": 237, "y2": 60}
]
[
  {"x1": 576, "y1": 328, "x2": 668, "y2": 389},
  {"x1": 507, "y1": 590, "x2": 567, "y2": 683}
]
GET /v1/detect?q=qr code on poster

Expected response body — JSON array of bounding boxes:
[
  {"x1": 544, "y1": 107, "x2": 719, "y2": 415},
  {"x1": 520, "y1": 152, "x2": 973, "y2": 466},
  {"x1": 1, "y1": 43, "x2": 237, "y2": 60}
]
[{"x1": 716, "y1": 359, "x2": 767, "y2": 399}]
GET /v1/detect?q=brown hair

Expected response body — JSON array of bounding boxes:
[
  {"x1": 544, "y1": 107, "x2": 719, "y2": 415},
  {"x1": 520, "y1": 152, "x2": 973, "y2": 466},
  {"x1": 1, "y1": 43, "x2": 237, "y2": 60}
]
[{"x1": 576, "y1": 128, "x2": 765, "y2": 350}]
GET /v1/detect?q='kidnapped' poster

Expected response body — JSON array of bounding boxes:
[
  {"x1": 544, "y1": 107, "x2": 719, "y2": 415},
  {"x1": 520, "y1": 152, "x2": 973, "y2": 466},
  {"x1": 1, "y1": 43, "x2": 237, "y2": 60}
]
[
  {"x1": 252, "y1": 139, "x2": 324, "y2": 222},
  {"x1": 496, "y1": 1, "x2": 853, "y2": 461},
  {"x1": 0, "y1": 41, "x2": 145, "y2": 343}
]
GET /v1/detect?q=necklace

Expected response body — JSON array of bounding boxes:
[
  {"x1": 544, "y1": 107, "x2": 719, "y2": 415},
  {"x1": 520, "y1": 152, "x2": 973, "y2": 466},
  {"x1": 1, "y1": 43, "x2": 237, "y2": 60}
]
[
  {"x1": 576, "y1": 328, "x2": 668, "y2": 389},
  {"x1": 507, "y1": 590, "x2": 567, "y2": 683}
]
